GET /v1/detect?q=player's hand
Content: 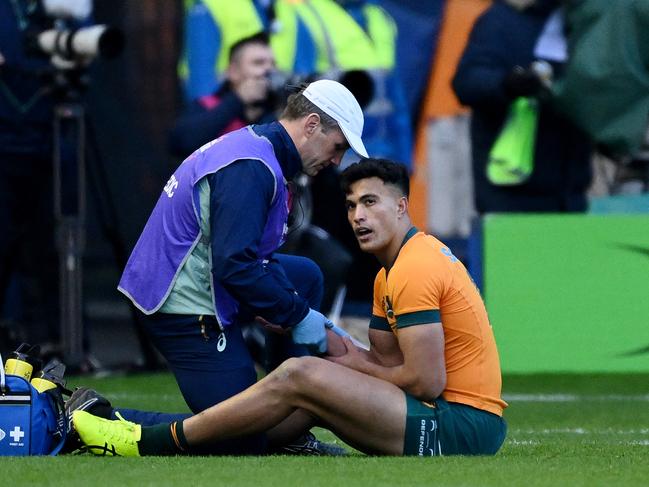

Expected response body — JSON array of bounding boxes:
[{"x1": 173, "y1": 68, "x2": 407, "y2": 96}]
[
  {"x1": 257, "y1": 314, "x2": 345, "y2": 356},
  {"x1": 326, "y1": 336, "x2": 367, "y2": 371},
  {"x1": 325, "y1": 328, "x2": 347, "y2": 357},
  {"x1": 292, "y1": 308, "x2": 328, "y2": 355}
]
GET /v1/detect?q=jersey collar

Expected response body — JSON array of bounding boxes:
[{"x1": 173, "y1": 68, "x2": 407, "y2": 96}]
[
  {"x1": 385, "y1": 226, "x2": 418, "y2": 274},
  {"x1": 401, "y1": 226, "x2": 418, "y2": 248}
]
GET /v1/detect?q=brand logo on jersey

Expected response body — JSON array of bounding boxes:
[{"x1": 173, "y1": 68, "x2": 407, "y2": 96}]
[
  {"x1": 164, "y1": 174, "x2": 179, "y2": 198},
  {"x1": 441, "y1": 246, "x2": 458, "y2": 262},
  {"x1": 382, "y1": 296, "x2": 395, "y2": 320}
]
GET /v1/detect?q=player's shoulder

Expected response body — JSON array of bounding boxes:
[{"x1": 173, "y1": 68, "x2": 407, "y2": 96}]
[
  {"x1": 394, "y1": 232, "x2": 447, "y2": 270},
  {"x1": 373, "y1": 267, "x2": 387, "y2": 286},
  {"x1": 393, "y1": 232, "x2": 462, "y2": 288}
]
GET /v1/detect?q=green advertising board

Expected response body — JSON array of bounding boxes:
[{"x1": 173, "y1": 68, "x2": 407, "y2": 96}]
[{"x1": 484, "y1": 214, "x2": 649, "y2": 373}]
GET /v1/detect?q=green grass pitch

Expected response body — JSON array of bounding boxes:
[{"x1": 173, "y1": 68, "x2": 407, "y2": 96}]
[{"x1": 2, "y1": 372, "x2": 648, "y2": 486}]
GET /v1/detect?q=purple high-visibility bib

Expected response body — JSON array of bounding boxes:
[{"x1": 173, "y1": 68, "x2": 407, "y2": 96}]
[{"x1": 118, "y1": 127, "x2": 289, "y2": 327}]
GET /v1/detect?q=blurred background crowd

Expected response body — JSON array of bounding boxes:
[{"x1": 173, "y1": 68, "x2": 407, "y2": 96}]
[{"x1": 1, "y1": 0, "x2": 647, "y2": 372}]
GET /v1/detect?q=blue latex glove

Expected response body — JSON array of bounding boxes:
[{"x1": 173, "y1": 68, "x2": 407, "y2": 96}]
[{"x1": 292, "y1": 308, "x2": 328, "y2": 355}]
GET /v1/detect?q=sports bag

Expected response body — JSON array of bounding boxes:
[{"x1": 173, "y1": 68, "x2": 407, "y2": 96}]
[{"x1": 0, "y1": 352, "x2": 66, "y2": 456}]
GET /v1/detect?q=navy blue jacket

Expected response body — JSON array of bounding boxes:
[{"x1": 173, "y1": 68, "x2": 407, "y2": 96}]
[
  {"x1": 452, "y1": 0, "x2": 592, "y2": 213},
  {"x1": 207, "y1": 122, "x2": 308, "y2": 327}
]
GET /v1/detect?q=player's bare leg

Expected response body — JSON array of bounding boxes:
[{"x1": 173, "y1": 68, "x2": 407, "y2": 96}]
[
  {"x1": 184, "y1": 356, "x2": 407, "y2": 455},
  {"x1": 265, "y1": 409, "x2": 317, "y2": 447}
]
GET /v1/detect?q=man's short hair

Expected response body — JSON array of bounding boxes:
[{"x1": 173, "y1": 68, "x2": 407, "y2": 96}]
[
  {"x1": 340, "y1": 158, "x2": 410, "y2": 197},
  {"x1": 280, "y1": 83, "x2": 339, "y2": 133},
  {"x1": 229, "y1": 32, "x2": 270, "y2": 63}
]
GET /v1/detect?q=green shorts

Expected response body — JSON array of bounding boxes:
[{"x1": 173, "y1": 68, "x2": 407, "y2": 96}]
[{"x1": 403, "y1": 394, "x2": 507, "y2": 456}]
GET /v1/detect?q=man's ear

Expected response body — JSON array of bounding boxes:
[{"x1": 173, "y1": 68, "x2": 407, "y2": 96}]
[
  {"x1": 304, "y1": 113, "x2": 321, "y2": 137},
  {"x1": 397, "y1": 196, "x2": 409, "y2": 218}
]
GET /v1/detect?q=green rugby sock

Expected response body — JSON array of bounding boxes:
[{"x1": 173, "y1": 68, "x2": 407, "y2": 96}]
[{"x1": 138, "y1": 421, "x2": 189, "y2": 456}]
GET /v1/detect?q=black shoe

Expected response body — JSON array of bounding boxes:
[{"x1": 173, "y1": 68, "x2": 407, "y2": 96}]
[
  {"x1": 62, "y1": 387, "x2": 113, "y2": 453},
  {"x1": 275, "y1": 431, "x2": 348, "y2": 456}
]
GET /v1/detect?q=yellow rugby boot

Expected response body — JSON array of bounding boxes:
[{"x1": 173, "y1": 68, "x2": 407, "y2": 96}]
[{"x1": 73, "y1": 410, "x2": 141, "y2": 456}]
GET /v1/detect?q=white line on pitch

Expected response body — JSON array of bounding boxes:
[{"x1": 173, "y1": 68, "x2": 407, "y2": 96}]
[
  {"x1": 504, "y1": 393, "x2": 649, "y2": 402},
  {"x1": 511, "y1": 428, "x2": 649, "y2": 435}
]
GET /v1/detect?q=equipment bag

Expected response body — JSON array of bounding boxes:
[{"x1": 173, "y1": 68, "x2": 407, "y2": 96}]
[{"x1": 0, "y1": 353, "x2": 66, "y2": 456}]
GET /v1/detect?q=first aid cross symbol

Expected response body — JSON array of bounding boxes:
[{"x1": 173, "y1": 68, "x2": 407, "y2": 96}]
[{"x1": 10, "y1": 426, "x2": 24, "y2": 442}]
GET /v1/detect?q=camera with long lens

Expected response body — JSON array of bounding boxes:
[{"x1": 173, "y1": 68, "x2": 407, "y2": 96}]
[
  {"x1": 25, "y1": 0, "x2": 124, "y2": 69},
  {"x1": 268, "y1": 69, "x2": 375, "y2": 110},
  {"x1": 8, "y1": 0, "x2": 125, "y2": 367},
  {"x1": 31, "y1": 25, "x2": 124, "y2": 69}
]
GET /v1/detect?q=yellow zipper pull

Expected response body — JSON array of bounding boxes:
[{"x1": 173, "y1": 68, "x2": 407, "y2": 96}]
[{"x1": 199, "y1": 315, "x2": 209, "y2": 341}]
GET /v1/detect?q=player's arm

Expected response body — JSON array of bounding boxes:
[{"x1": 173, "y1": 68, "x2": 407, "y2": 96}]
[
  {"x1": 328, "y1": 326, "x2": 404, "y2": 364},
  {"x1": 329, "y1": 322, "x2": 446, "y2": 401},
  {"x1": 325, "y1": 326, "x2": 383, "y2": 363}
]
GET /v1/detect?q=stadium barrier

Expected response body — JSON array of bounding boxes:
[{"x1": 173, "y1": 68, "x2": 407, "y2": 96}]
[{"x1": 484, "y1": 214, "x2": 649, "y2": 373}]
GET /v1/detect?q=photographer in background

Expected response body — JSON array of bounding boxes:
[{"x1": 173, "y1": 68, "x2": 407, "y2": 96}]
[
  {"x1": 0, "y1": 0, "x2": 61, "y2": 352},
  {"x1": 169, "y1": 32, "x2": 278, "y2": 159}
]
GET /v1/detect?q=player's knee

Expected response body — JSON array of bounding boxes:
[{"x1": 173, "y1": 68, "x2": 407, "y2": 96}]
[
  {"x1": 272, "y1": 356, "x2": 314, "y2": 382},
  {"x1": 267, "y1": 356, "x2": 322, "y2": 397},
  {"x1": 264, "y1": 357, "x2": 302, "y2": 395}
]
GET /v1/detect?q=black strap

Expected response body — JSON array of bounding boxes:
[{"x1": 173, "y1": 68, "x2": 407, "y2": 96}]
[{"x1": 44, "y1": 387, "x2": 68, "y2": 456}]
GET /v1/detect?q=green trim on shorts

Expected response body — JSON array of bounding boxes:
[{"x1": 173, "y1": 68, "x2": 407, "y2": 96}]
[
  {"x1": 396, "y1": 310, "x2": 441, "y2": 328},
  {"x1": 403, "y1": 393, "x2": 507, "y2": 456},
  {"x1": 369, "y1": 314, "x2": 391, "y2": 331}
]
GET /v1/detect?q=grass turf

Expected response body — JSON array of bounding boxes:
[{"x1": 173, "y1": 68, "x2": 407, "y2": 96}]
[{"x1": 2, "y1": 373, "x2": 648, "y2": 486}]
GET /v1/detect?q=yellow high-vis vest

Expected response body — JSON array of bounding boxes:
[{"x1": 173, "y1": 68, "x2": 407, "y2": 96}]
[
  {"x1": 294, "y1": 0, "x2": 396, "y2": 73},
  {"x1": 180, "y1": 0, "x2": 304, "y2": 81}
]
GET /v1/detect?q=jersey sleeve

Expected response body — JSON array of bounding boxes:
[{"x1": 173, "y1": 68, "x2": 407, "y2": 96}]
[
  {"x1": 369, "y1": 270, "x2": 390, "y2": 331},
  {"x1": 391, "y1": 258, "x2": 443, "y2": 329}
]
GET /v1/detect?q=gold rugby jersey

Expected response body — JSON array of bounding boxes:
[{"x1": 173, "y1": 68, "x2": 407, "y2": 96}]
[{"x1": 371, "y1": 228, "x2": 507, "y2": 416}]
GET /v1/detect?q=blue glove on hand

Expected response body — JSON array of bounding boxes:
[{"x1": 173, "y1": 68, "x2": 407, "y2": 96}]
[{"x1": 292, "y1": 308, "x2": 329, "y2": 355}]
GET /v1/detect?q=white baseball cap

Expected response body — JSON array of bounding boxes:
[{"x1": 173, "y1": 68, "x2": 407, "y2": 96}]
[{"x1": 302, "y1": 79, "x2": 368, "y2": 158}]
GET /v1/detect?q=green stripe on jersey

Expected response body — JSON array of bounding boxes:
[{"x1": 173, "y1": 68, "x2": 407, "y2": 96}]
[
  {"x1": 369, "y1": 314, "x2": 391, "y2": 331},
  {"x1": 397, "y1": 310, "x2": 441, "y2": 328}
]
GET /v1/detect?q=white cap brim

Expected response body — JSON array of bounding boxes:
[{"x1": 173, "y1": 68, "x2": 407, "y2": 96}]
[{"x1": 340, "y1": 124, "x2": 368, "y2": 158}]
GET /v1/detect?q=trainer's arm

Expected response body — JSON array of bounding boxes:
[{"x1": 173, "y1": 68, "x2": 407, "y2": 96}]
[
  {"x1": 209, "y1": 160, "x2": 309, "y2": 328},
  {"x1": 329, "y1": 323, "x2": 446, "y2": 401}
]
